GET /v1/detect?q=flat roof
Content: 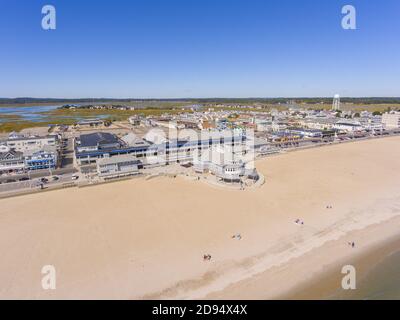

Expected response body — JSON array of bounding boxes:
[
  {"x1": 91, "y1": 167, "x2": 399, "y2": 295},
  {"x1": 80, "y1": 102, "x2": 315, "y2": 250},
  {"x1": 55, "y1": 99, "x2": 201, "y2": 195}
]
[
  {"x1": 97, "y1": 155, "x2": 140, "y2": 166},
  {"x1": 3, "y1": 135, "x2": 57, "y2": 143},
  {"x1": 79, "y1": 132, "x2": 119, "y2": 148}
]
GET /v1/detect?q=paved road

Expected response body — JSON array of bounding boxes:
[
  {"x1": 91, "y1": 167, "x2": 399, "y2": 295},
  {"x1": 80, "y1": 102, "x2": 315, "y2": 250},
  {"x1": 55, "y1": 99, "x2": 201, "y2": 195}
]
[
  {"x1": 0, "y1": 167, "x2": 78, "y2": 183},
  {"x1": 0, "y1": 173, "x2": 78, "y2": 195}
]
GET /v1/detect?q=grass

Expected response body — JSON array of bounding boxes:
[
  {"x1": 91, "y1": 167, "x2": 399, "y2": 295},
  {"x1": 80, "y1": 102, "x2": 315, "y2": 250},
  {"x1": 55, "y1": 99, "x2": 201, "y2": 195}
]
[
  {"x1": 0, "y1": 114, "x2": 23, "y2": 121},
  {"x1": 0, "y1": 107, "x2": 193, "y2": 132},
  {"x1": 1, "y1": 102, "x2": 400, "y2": 133},
  {"x1": 0, "y1": 100, "x2": 196, "y2": 108},
  {"x1": 0, "y1": 118, "x2": 77, "y2": 133},
  {"x1": 42, "y1": 107, "x2": 193, "y2": 120}
]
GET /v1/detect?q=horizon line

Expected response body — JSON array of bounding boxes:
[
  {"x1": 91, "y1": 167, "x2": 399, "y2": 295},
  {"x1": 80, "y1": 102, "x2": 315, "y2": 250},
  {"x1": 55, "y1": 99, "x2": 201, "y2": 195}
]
[{"x1": 2, "y1": 96, "x2": 400, "y2": 101}]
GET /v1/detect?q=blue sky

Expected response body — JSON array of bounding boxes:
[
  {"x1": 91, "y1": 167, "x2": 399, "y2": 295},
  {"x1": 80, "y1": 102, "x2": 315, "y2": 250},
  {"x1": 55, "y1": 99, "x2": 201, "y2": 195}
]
[{"x1": 0, "y1": 0, "x2": 399, "y2": 98}]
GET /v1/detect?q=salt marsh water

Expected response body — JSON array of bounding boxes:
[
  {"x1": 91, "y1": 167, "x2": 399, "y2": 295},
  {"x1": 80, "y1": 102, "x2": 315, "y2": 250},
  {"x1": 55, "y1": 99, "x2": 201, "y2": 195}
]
[{"x1": 0, "y1": 105, "x2": 60, "y2": 122}]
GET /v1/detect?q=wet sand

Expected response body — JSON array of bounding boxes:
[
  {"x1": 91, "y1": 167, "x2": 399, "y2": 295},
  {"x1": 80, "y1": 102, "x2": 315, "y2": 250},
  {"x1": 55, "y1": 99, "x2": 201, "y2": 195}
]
[{"x1": 284, "y1": 231, "x2": 400, "y2": 300}]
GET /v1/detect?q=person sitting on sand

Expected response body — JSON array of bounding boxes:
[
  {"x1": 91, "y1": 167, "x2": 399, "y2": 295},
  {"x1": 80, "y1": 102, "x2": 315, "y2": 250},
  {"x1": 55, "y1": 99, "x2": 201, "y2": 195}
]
[
  {"x1": 232, "y1": 234, "x2": 242, "y2": 240},
  {"x1": 203, "y1": 254, "x2": 212, "y2": 261}
]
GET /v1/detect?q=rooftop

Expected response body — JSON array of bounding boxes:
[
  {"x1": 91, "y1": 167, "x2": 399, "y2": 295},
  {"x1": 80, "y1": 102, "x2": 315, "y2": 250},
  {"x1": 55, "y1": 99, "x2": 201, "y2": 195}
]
[
  {"x1": 97, "y1": 154, "x2": 141, "y2": 166},
  {"x1": 79, "y1": 132, "x2": 120, "y2": 148},
  {"x1": 0, "y1": 150, "x2": 23, "y2": 161}
]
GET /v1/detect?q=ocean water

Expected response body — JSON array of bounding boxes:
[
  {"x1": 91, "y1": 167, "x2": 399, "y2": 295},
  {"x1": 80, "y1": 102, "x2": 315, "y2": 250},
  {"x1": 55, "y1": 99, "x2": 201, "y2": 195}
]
[{"x1": 331, "y1": 250, "x2": 400, "y2": 300}]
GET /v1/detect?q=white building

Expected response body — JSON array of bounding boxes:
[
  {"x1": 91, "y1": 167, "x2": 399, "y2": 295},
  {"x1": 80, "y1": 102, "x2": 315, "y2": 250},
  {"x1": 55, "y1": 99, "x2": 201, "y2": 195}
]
[
  {"x1": 0, "y1": 150, "x2": 25, "y2": 173},
  {"x1": 334, "y1": 120, "x2": 363, "y2": 132},
  {"x1": 4, "y1": 135, "x2": 57, "y2": 154},
  {"x1": 24, "y1": 148, "x2": 58, "y2": 171},
  {"x1": 359, "y1": 115, "x2": 383, "y2": 131},
  {"x1": 271, "y1": 122, "x2": 287, "y2": 132},
  {"x1": 256, "y1": 121, "x2": 273, "y2": 132},
  {"x1": 128, "y1": 116, "x2": 141, "y2": 126},
  {"x1": 0, "y1": 144, "x2": 10, "y2": 153},
  {"x1": 382, "y1": 112, "x2": 400, "y2": 129},
  {"x1": 193, "y1": 145, "x2": 258, "y2": 182},
  {"x1": 97, "y1": 155, "x2": 140, "y2": 179}
]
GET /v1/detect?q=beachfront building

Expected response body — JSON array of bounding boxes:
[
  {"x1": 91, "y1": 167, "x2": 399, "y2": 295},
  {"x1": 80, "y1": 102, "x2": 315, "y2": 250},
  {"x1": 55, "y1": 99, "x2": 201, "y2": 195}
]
[
  {"x1": 333, "y1": 120, "x2": 363, "y2": 132},
  {"x1": 3, "y1": 135, "x2": 58, "y2": 154},
  {"x1": 382, "y1": 112, "x2": 400, "y2": 129},
  {"x1": 359, "y1": 115, "x2": 383, "y2": 131},
  {"x1": 0, "y1": 144, "x2": 10, "y2": 153},
  {"x1": 255, "y1": 120, "x2": 273, "y2": 132},
  {"x1": 75, "y1": 130, "x2": 247, "y2": 167},
  {"x1": 271, "y1": 121, "x2": 288, "y2": 132},
  {"x1": 75, "y1": 132, "x2": 147, "y2": 165},
  {"x1": 286, "y1": 128, "x2": 323, "y2": 138},
  {"x1": 193, "y1": 145, "x2": 258, "y2": 183},
  {"x1": 24, "y1": 149, "x2": 58, "y2": 171},
  {"x1": 75, "y1": 132, "x2": 123, "y2": 155},
  {"x1": 97, "y1": 155, "x2": 140, "y2": 179},
  {"x1": 0, "y1": 149, "x2": 25, "y2": 173},
  {"x1": 301, "y1": 118, "x2": 337, "y2": 131}
]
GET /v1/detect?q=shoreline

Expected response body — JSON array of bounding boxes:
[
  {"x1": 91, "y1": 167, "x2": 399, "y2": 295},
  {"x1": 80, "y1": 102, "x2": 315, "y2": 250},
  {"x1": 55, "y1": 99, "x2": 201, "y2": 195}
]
[
  {"x1": 0, "y1": 136, "x2": 399, "y2": 299},
  {"x1": 285, "y1": 226, "x2": 400, "y2": 300},
  {"x1": 201, "y1": 214, "x2": 400, "y2": 300}
]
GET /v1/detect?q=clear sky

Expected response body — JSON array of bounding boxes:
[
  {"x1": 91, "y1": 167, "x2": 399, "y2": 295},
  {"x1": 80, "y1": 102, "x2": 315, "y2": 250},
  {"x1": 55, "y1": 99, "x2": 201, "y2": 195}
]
[{"x1": 0, "y1": 0, "x2": 399, "y2": 98}]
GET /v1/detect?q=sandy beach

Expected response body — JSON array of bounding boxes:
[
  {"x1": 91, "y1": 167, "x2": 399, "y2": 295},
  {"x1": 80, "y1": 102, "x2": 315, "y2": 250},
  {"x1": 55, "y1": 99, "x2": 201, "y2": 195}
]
[{"x1": 0, "y1": 136, "x2": 400, "y2": 299}]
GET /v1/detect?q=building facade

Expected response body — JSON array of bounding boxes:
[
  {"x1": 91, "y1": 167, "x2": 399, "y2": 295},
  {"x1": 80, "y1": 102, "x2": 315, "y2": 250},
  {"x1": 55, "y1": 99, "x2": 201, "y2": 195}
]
[
  {"x1": 75, "y1": 130, "x2": 247, "y2": 166},
  {"x1": 97, "y1": 155, "x2": 140, "y2": 179},
  {"x1": 4, "y1": 135, "x2": 57, "y2": 154},
  {"x1": 382, "y1": 112, "x2": 400, "y2": 129},
  {"x1": 24, "y1": 150, "x2": 57, "y2": 171},
  {"x1": 0, "y1": 150, "x2": 25, "y2": 173}
]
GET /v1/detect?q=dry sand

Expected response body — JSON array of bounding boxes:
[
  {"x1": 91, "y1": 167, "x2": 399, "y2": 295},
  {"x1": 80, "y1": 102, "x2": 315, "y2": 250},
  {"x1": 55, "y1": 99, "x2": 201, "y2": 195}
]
[{"x1": 0, "y1": 136, "x2": 399, "y2": 299}]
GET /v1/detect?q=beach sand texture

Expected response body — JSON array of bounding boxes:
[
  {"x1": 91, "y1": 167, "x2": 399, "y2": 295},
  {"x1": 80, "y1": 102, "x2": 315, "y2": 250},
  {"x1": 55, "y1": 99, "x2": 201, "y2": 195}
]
[{"x1": 0, "y1": 136, "x2": 399, "y2": 299}]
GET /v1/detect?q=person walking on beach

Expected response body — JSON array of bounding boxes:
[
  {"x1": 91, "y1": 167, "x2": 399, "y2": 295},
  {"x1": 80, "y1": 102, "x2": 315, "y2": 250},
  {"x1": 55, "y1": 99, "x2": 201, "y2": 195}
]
[{"x1": 347, "y1": 241, "x2": 356, "y2": 248}]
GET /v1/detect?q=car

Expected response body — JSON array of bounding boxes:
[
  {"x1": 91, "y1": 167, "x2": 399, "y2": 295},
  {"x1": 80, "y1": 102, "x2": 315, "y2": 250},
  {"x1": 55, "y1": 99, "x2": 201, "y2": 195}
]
[
  {"x1": 52, "y1": 176, "x2": 60, "y2": 181},
  {"x1": 40, "y1": 178, "x2": 49, "y2": 183},
  {"x1": 71, "y1": 175, "x2": 79, "y2": 180},
  {"x1": 19, "y1": 177, "x2": 30, "y2": 181}
]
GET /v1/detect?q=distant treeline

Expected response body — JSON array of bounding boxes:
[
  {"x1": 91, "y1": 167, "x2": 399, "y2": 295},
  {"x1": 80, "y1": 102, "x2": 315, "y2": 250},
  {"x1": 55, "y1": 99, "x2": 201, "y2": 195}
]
[
  {"x1": 192, "y1": 97, "x2": 400, "y2": 105},
  {"x1": 0, "y1": 98, "x2": 192, "y2": 105},
  {"x1": 1, "y1": 97, "x2": 400, "y2": 105}
]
